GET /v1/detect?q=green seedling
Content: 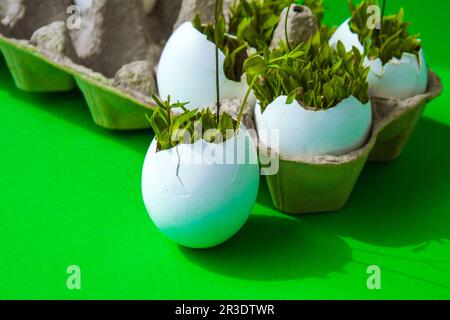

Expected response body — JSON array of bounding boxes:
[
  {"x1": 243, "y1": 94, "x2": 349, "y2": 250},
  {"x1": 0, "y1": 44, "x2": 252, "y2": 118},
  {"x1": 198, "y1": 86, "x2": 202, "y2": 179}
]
[
  {"x1": 245, "y1": 29, "x2": 370, "y2": 111},
  {"x1": 228, "y1": 0, "x2": 324, "y2": 52},
  {"x1": 349, "y1": 0, "x2": 421, "y2": 64},
  {"x1": 147, "y1": 95, "x2": 239, "y2": 152},
  {"x1": 149, "y1": 0, "x2": 253, "y2": 152},
  {"x1": 193, "y1": 14, "x2": 248, "y2": 83}
]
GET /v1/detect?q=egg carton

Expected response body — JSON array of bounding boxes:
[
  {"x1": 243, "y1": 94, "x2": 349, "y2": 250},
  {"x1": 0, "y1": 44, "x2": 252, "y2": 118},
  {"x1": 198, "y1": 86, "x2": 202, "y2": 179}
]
[
  {"x1": 0, "y1": 0, "x2": 212, "y2": 129},
  {"x1": 262, "y1": 70, "x2": 442, "y2": 214},
  {"x1": 0, "y1": 0, "x2": 444, "y2": 209}
]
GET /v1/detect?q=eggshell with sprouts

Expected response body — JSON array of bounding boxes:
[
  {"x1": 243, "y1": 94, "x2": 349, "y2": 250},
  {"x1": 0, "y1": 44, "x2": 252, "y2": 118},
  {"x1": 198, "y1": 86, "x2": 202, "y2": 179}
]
[
  {"x1": 330, "y1": 19, "x2": 428, "y2": 100},
  {"x1": 255, "y1": 96, "x2": 372, "y2": 158},
  {"x1": 364, "y1": 49, "x2": 428, "y2": 99},
  {"x1": 329, "y1": 18, "x2": 364, "y2": 53},
  {"x1": 157, "y1": 22, "x2": 248, "y2": 110},
  {"x1": 141, "y1": 126, "x2": 259, "y2": 248}
]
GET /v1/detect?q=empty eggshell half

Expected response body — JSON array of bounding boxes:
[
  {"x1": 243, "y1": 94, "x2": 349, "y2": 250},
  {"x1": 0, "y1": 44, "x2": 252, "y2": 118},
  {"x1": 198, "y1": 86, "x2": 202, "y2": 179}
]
[
  {"x1": 330, "y1": 19, "x2": 428, "y2": 100},
  {"x1": 141, "y1": 126, "x2": 260, "y2": 249},
  {"x1": 157, "y1": 22, "x2": 248, "y2": 110},
  {"x1": 255, "y1": 96, "x2": 372, "y2": 158}
]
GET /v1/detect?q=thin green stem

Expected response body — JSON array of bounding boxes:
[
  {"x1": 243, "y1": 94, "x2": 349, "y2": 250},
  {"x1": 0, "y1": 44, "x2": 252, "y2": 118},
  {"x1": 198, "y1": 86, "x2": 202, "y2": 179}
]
[
  {"x1": 377, "y1": 0, "x2": 387, "y2": 49},
  {"x1": 285, "y1": 2, "x2": 293, "y2": 51},
  {"x1": 215, "y1": 37, "x2": 220, "y2": 122},
  {"x1": 236, "y1": 77, "x2": 257, "y2": 130},
  {"x1": 214, "y1": 0, "x2": 223, "y2": 123}
]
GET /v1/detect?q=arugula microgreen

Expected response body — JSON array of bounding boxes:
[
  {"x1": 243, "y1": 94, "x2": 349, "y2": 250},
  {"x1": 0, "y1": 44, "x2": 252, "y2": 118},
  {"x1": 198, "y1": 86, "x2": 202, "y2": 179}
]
[
  {"x1": 149, "y1": 0, "x2": 254, "y2": 152},
  {"x1": 228, "y1": 0, "x2": 324, "y2": 52},
  {"x1": 148, "y1": 95, "x2": 239, "y2": 152},
  {"x1": 348, "y1": 0, "x2": 421, "y2": 64},
  {"x1": 245, "y1": 29, "x2": 370, "y2": 111}
]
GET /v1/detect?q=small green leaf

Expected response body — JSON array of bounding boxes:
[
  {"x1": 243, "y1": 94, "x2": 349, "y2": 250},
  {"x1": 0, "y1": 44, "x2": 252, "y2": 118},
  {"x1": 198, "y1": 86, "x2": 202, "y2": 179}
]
[
  {"x1": 286, "y1": 90, "x2": 297, "y2": 104},
  {"x1": 244, "y1": 55, "x2": 267, "y2": 75}
]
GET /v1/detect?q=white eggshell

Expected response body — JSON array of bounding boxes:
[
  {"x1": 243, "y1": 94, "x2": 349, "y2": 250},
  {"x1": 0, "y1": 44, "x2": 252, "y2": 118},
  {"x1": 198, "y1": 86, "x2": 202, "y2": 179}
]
[
  {"x1": 330, "y1": 19, "x2": 428, "y2": 100},
  {"x1": 157, "y1": 22, "x2": 248, "y2": 110},
  {"x1": 329, "y1": 18, "x2": 364, "y2": 53},
  {"x1": 141, "y1": 127, "x2": 260, "y2": 249},
  {"x1": 255, "y1": 96, "x2": 372, "y2": 158},
  {"x1": 364, "y1": 49, "x2": 428, "y2": 99},
  {"x1": 74, "y1": 0, "x2": 92, "y2": 14}
]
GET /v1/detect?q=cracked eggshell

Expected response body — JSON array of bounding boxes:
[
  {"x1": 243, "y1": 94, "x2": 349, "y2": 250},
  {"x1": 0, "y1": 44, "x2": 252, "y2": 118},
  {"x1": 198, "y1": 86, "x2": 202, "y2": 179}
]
[
  {"x1": 157, "y1": 22, "x2": 248, "y2": 110},
  {"x1": 329, "y1": 18, "x2": 364, "y2": 53},
  {"x1": 255, "y1": 96, "x2": 372, "y2": 158},
  {"x1": 330, "y1": 19, "x2": 428, "y2": 100},
  {"x1": 141, "y1": 127, "x2": 260, "y2": 249},
  {"x1": 364, "y1": 49, "x2": 428, "y2": 99}
]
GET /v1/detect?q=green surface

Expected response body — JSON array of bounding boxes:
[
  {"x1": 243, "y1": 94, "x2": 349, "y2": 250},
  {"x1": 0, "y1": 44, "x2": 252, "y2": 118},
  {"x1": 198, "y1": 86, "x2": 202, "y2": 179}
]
[
  {"x1": 0, "y1": 35, "x2": 154, "y2": 130},
  {"x1": 0, "y1": 39, "x2": 76, "y2": 92},
  {"x1": 0, "y1": 0, "x2": 449, "y2": 299}
]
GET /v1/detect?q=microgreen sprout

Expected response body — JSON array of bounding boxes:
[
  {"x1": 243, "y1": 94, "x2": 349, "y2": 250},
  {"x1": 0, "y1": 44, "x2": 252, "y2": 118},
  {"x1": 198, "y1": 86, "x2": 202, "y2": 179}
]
[
  {"x1": 149, "y1": 0, "x2": 254, "y2": 152},
  {"x1": 284, "y1": 2, "x2": 293, "y2": 51},
  {"x1": 193, "y1": 13, "x2": 248, "y2": 83},
  {"x1": 215, "y1": 0, "x2": 223, "y2": 122},
  {"x1": 228, "y1": 0, "x2": 324, "y2": 52},
  {"x1": 245, "y1": 29, "x2": 370, "y2": 111},
  {"x1": 148, "y1": 95, "x2": 239, "y2": 152},
  {"x1": 348, "y1": 0, "x2": 421, "y2": 64}
]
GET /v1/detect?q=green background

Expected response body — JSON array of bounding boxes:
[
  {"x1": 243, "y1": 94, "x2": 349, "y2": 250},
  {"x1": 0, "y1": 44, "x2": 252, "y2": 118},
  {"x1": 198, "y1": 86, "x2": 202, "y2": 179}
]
[{"x1": 0, "y1": 0, "x2": 449, "y2": 299}]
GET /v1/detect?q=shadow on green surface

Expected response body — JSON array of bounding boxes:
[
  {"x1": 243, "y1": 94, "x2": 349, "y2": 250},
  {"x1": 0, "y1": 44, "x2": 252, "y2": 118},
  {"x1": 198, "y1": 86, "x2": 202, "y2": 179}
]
[
  {"x1": 180, "y1": 214, "x2": 352, "y2": 281},
  {"x1": 2, "y1": 48, "x2": 450, "y2": 281},
  {"x1": 284, "y1": 118, "x2": 450, "y2": 249},
  {"x1": 0, "y1": 55, "x2": 152, "y2": 155}
]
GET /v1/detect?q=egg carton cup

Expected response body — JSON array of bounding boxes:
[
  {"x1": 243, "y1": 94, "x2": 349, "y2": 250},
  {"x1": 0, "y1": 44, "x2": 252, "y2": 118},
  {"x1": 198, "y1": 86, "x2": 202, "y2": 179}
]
[
  {"x1": 262, "y1": 70, "x2": 442, "y2": 214},
  {"x1": 368, "y1": 70, "x2": 442, "y2": 162},
  {"x1": 0, "y1": 0, "x2": 444, "y2": 144},
  {"x1": 0, "y1": 0, "x2": 191, "y2": 130}
]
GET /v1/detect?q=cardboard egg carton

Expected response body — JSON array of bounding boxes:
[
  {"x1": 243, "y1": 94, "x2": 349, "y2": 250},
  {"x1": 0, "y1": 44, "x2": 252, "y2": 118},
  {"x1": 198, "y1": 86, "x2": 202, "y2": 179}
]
[
  {"x1": 0, "y1": 1, "x2": 444, "y2": 214},
  {"x1": 262, "y1": 71, "x2": 442, "y2": 213},
  {"x1": 0, "y1": 0, "x2": 196, "y2": 129}
]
